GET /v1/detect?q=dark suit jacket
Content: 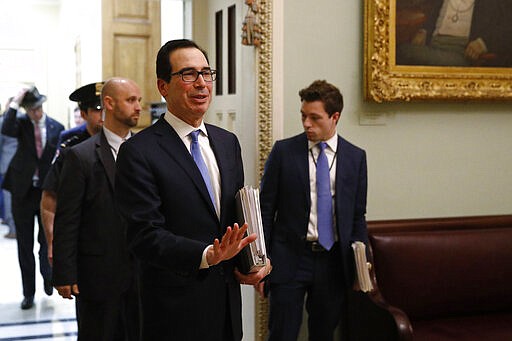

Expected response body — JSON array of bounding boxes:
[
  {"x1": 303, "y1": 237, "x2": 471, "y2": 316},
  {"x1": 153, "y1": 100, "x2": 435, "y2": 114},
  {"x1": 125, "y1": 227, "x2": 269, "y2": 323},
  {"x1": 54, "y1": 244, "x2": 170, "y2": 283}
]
[
  {"x1": 1, "y1": 107, "x2": 64, "y2": 197},
  {"x1": 52, "y1": 131, "x2": 132, "y2": 301},
  {"x1": 260, "y1": 133, "x2": 368, "y2": 286},
  {"x1": 115, "y1": 118, "x2": 245, "y2": 340}
]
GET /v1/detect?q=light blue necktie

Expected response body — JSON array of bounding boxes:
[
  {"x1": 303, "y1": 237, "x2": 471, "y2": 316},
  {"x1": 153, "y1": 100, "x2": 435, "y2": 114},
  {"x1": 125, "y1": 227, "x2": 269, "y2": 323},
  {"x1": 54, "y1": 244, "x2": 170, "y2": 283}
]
[
  {"x1": 190, "y1": 130, "x2": 216, "y2": 208},
  {"x1": 316, "y1": 142, "x2": 334, "y2": 250}
]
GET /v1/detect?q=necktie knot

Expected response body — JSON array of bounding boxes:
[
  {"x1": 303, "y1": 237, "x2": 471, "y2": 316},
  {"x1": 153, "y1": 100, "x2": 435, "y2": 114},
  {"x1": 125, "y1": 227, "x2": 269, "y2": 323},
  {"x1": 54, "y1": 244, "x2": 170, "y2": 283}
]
[
  {"x1": 318, "y1": 141, "x2": 327, "y2": 152},
  {"x1": 190, "y1": 130, "x2": 201, "y2": 143}
]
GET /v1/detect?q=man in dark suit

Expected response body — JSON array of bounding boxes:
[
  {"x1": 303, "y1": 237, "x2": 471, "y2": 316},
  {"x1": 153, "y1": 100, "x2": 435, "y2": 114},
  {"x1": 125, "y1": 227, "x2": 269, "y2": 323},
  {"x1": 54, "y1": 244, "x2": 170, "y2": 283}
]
[
  {"x1": 52, "y1": 78, "x2": 141, "y2": 340},
  {"x1": 115, "y1": 39, "x2": 271, "y2": 341},
  {"x1": 41, "y1": 82, "x2": 104, "y2": 266},
  {"x1": 259, "y1": 80, "x2": 369, "y2": 341},
  {"x1": 2, "y1": 86, "x2": 64, "y2": 309}
]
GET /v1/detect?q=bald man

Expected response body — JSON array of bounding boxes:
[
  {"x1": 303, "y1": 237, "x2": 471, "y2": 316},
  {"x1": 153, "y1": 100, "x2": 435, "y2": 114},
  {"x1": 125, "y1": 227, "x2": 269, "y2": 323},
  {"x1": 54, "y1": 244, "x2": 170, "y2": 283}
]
[{"x1": 52, "y1": 78, "x2": 142, "y2": 340}]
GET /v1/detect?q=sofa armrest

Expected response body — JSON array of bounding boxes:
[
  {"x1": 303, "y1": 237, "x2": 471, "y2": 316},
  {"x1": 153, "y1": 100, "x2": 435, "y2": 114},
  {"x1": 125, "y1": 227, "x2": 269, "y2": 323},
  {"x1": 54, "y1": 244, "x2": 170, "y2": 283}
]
[
  {"x1": 347, "y1": 290, "x2": 413, "y2": 340},
  {"x1": 347, "y1": 245, "x2": 413, "y2": 340},
  {"x1": 369, "y1": 289, "x2": 413, "y2": 340}
]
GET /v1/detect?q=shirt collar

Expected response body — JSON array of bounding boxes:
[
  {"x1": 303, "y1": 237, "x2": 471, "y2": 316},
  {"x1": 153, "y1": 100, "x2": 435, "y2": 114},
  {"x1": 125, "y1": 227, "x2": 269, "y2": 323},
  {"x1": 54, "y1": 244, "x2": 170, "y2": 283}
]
[
  {"x1": 31, "y1": 113, "x2": 46, "y2": 126},
  {"x1": 103, "y1": 126, "x2": 131, "y2": 149},
  {"x1": 308, "y1": 133, "x2": 338, "y2": 152},
  {"x1": 164, "y1": 110, "x2": 208, "y2": 139}
]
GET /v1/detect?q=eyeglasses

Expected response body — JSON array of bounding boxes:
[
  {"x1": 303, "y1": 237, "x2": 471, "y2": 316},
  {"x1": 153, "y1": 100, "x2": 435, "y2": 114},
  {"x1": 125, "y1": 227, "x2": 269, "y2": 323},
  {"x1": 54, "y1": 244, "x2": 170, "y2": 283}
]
[{"x1": 170, "y1": 69, "x2": 217, "y2": 83}]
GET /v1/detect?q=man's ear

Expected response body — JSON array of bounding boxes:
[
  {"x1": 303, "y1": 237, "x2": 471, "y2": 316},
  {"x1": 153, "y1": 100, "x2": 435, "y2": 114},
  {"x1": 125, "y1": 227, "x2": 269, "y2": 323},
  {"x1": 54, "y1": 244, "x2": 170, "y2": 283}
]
[
  {"x1": 80, "y1": 109, "x2": 87, "y2": 120},
  {"x1": 103, "y1": 96, "x2": 114, "y2": 111},
  {"x1": 332, "y1": 112, "x2": 341, "y2": 124},
  {"x1": 157, "y1": 79, "x2": 168, "y2": 97}
]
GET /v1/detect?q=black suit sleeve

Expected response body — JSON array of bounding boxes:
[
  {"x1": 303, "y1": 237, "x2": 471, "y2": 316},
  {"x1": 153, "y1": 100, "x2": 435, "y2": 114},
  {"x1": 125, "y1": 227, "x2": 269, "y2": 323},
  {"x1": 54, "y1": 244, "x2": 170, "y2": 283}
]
[
  {"x1": 52, "y1": 149, "x2": 86, "y2": 285},
  {"x1": 259, "y1": 141, "x2": 282, "y2": 258},
  {"x1": 351, "y1": 150, "x2": 369, "y2": 244}
]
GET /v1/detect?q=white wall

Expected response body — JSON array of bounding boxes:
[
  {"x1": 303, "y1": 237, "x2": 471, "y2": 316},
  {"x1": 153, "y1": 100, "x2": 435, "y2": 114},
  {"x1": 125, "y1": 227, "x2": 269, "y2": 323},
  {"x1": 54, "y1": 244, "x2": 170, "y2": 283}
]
[
  {"x1": 0, "y1": 0, "x2": 102, "y2": 128},
  {"x1": 280, "y1": 0, "x2": 512, "y2": 220},
  {"x1": 0, "y1": 1, "x2": 58, "y2": 118},
  {"x1": 161, "y1": 0, "x2": 184, "y2": 41},
  {"x1": 58, "y1": 0, "x2": 102, "y2": 127}
]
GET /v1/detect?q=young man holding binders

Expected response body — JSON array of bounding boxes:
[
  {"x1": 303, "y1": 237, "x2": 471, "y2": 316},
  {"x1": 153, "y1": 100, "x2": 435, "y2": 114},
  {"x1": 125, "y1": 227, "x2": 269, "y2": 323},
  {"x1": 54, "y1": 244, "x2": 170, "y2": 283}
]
[{"x1": 259, "y1": 80, "x2": 369, "y2": 341}]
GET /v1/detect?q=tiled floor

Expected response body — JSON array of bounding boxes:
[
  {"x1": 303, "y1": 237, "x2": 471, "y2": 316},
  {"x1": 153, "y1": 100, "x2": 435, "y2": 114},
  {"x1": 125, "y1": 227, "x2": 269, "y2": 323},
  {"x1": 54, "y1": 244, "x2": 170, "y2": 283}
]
[{"x1": 0, "y1": 224, "x2": 77, "y2": 340}]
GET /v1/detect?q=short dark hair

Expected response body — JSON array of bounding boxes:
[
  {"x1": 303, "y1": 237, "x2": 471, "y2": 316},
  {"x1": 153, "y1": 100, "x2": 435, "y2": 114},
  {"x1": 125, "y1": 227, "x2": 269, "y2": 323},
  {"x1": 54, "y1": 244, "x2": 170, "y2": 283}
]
[
  {"x1": 156, "y1": 39, "x2": 210, "y2": 83},
  {"x1": 298, "y1": 80, "x2": 343, "y2": 117}
]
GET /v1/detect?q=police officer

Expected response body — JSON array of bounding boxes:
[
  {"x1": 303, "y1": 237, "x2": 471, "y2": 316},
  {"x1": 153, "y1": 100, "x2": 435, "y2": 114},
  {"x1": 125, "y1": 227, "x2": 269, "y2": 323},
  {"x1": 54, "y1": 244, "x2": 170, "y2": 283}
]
[
  {"x1": 58, "y1": 82, "x2": 105, "y2": 153},
  {"x1": 40, "y1": 82, "x2": 104, "y2": 265}
]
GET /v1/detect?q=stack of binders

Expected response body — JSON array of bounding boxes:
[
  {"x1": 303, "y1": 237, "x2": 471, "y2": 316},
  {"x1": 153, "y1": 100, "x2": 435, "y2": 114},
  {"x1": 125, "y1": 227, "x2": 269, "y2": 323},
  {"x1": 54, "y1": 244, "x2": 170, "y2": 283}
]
[
  {"x1": 235, "y1": 185, "x2": 267, "y2": 274},
  {"x1": 351, "y1": 241, "x2": 374, "y2": 292}
]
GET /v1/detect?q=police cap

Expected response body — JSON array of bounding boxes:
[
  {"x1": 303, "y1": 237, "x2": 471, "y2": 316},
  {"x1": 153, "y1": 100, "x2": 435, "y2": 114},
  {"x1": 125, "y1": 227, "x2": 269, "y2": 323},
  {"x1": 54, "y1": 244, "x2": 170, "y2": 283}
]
[{"x1": 69, "y1": 82, "x2": 104, "y2": 111}]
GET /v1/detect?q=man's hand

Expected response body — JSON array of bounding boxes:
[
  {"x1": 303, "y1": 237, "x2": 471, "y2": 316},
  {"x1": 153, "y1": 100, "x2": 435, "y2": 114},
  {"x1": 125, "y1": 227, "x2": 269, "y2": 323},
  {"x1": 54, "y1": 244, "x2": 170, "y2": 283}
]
[
  {"x1": 206, "y1": 223, "x2": 256, "y2": 266},
  {"x1": 253, "y1": 281, "x2": 266, "y2": 298},
  {"x1": 411, "y1": 29, "x2": 427, "y2": 46},
  {"x1": 47, "y1": 242, "x2": 53, "y2": 266},
  {"x1": 465, "y1": 38, "x2": 487, "y2": 61},
  {"x1": 234, "y1": 259, "x2": 272, "y2": 288},
  {"x1": 12, "y1": 87, "x2": 30, "y2": 106},
  {"x1": 55, "y1": 284, "x2": 79, "y2": 299}
]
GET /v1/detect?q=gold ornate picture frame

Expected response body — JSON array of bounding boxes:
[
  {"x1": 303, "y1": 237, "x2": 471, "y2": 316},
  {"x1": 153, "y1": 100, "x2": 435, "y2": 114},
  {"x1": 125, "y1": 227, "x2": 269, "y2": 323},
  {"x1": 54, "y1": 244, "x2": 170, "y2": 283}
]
[{"x1": 364, "y1": 0, "x2": 512, "y2": 102}]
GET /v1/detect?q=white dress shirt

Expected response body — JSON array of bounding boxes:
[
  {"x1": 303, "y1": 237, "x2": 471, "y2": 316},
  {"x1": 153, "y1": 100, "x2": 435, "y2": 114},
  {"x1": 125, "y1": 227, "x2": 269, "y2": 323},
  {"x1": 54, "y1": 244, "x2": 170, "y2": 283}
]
[
  {"x1": 307, "y1": 134, "x2": 338, "y2": 242},
  {"x1": 434, "y1": 0, "x2": 475, "y2": 37},
  {"x1": 31, "y1": 113, "x2": 47, "y2": 150},
  {"x1": 163, "y1": 111, "x2": 221, "y2": 217},
  {"x1": 31, "y1": 114, "x2": 47, "y2": 184},
  {"x1": 103, "y1": 126, "x2": 132, "y2": 161},
  {"x1": 163, "y1": 111, "x2": 222, "y2": 269}
]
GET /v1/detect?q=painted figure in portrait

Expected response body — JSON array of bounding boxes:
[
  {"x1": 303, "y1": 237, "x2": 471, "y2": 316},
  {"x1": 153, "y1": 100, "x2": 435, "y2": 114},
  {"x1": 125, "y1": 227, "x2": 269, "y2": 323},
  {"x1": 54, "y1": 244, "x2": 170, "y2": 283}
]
[{"x1": 395, "y1": 0, "x2": 512, "y2": 67}]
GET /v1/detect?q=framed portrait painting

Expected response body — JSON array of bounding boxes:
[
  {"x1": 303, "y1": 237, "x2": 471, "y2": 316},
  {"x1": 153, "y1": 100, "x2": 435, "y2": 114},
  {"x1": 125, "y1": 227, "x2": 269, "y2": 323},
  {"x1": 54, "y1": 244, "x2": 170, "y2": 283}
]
[{"x1": 364, "y1": 0, "x2": 512, "y2": 102}]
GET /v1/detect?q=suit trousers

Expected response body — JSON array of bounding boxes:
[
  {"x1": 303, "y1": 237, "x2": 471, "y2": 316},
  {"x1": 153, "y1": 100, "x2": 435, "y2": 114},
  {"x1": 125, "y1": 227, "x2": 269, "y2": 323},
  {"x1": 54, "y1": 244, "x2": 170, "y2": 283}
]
[
  {"x1": 267, "y1": 245, "x2": 346, "y2": 341},
  {"x1": 12, "y1": 186, "x2": 51, "y2": 297},
  {"x1": 76, "y1": 279, "x2": 139, "y2": 341},
  {"x1": 2, "y1": 188, "x2": 15, "y2": 233}
]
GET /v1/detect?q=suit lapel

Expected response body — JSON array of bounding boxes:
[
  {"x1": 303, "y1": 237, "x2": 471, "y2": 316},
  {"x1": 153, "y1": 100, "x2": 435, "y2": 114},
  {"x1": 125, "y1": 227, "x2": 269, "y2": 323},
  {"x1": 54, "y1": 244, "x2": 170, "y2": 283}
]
[
  {"x1": 42, "y1": 117, "x2": 58, "y2": 160},
  {"x1": 23, "y1": 117, "x2": 37, "y2": 157},
  {"x1": 335, "y1": 136, "x2": 351, "y2": 241},
  {"x1": 335, "y1": 136, "x2": 351, "y2": 194},
  {"x1": 206, "y1": 125, "x2": 232, "y2": 224},
  {"x1": 154, "y1": 119, "x2": 218, "y2": 219},
  {"x1": 96, "y1": 131, "x2": 116, "y2": 191},
  {"x1": 45, "y1": 118, "x2": 54, "y2": 144},
  {"x1": 294, "y1": 133, "x2": 310, "y2": 195}
]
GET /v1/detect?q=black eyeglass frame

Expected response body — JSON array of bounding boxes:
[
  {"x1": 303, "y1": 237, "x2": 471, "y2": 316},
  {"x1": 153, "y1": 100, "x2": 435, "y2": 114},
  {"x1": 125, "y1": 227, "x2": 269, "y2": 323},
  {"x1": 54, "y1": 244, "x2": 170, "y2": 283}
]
[{"x1": 170, "y1": 68, "x2": 217, "y2": 83}]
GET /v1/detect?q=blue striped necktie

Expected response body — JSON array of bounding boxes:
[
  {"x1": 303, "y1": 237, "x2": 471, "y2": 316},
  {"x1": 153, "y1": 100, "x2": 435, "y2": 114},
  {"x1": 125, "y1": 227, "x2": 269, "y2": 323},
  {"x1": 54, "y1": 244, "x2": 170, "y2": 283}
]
[
  {"x1": 190, "y1": 130, "x2": 216, "y2": 208},
  {"x1": 316, "y1": 142, "x2": 334, "y2": 250}
]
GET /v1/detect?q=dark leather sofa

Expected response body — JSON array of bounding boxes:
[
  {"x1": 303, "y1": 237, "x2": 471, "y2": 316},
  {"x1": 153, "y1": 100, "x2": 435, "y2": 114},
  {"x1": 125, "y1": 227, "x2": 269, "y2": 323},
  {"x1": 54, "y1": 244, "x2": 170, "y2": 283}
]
[{"x1": 347, "y1": 215, "x2": 512, "y2": 341}]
